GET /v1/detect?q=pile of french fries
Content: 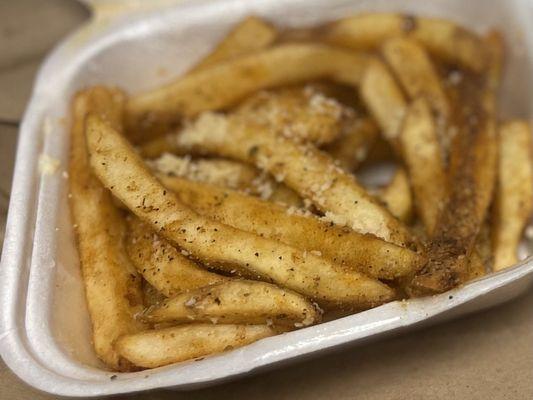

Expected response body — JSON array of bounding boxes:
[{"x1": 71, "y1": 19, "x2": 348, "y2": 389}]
[{"x1": 69, "y1": 13, "x2": 533, "y2": 371}]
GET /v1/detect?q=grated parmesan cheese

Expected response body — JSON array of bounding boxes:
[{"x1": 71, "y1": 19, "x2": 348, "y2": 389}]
[
  {"x1": 184, "y1": 297, "x2": 197, "y2": 307},
  {"x1": 38, "y1": 154, "x2": 60, "y2": 175}
]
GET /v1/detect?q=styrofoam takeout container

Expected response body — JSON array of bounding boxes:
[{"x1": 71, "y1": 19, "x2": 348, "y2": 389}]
[{"x1": 2, "y1": 0, "x2": 533, "y2": 396}]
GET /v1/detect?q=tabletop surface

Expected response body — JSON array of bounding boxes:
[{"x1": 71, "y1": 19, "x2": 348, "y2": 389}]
[{"x1": 0, "y1": 1, "x2": 532, "y2": 399}]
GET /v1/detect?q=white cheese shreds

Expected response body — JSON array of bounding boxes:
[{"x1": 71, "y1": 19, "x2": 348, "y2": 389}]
[
  {"x1": 148, "y1": 153, "x2": 191, "y2": 176},
  {"x1": 149, "y1": 152, "x2": 255, "y2": 190},
  {"x1": 302, "y1": 313, "x2": 315, "y2": 326},
  {"x1": 308, "y1": 92, "x2": 343, "y2": 119},
  {"x1": 38, "y1": 154, "x2": 60, "y2": 175},
  {"x1": 180, "y1": 112, "x2": 228, "y2": 145},
  {"x1": 321, "y1": 212, "x2": 350, "y2": 229},
  {"x1": 184, "y1": 297, "x2": 197, "y2": 307},
  {"x1": 251, "y1": 174, "x2": 274, "y2": 200}
]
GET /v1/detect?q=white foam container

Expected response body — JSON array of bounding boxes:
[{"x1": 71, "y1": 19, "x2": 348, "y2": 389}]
[{"x1": 2, "y1": 0, "x2": 533, "y2": 396}]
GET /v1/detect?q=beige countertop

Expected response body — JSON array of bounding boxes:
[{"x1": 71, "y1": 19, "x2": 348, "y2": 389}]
[{"x1": 0, "y1": 1, "x2": 532, "y2": 399}]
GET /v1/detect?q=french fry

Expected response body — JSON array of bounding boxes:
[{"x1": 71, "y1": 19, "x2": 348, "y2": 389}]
[
  {"x1": 158, "y1": 175, "x2": 423, "y2": 280},
  {"x1": 138, "y1": 135, "x2": 189, "y2": 159},
  {"x1": 86, "y1": 115, "x2": 395, "y2": 307},
  {"x1": 323, "y1": 13, "x2": 489, "y2": 72},
  {"x1": 142, "y1": 280, "x2": 321, "y2": 328},
  {"x1": 125, "y1": 44, "x2": 370, "y2": 138},
  {"x1": 126, "y1": 17, "x2": 277, "y2": 144},
  {"x1": 466, "y1": 219, "x2": 491, "y2": 281},
  {"x1": 235, "y1": 86, "x2": 346, "y2": 145},
  {"x1": 378, "y1": 168, "x2": 413, "y2": 223},
  {"x1": 69, "y1": 87, "x2": 145, "y2": 370},
  {"x1": 140, "y1": 85, "x2": 344, "y2": 158},
  {"x1": 410, "y1": 26, "x2": 503, "y2": 293},
  {"x1": 191, "y1": 16, "x2": 278, "y2": 71},
  {"x1": 324, "y1": 117, "x2": 379, "y2": 171},
  {"x1": 360, "y1": 59, "x2": 407, "y2": 142},
  {"x1": 382, "y1": 36, "x2": 450, "y2": 119},
  {"x1": 116, "y1": 324, "x2": 276, "y2": 369},
  {"x1": 139, "y1": 86, "x2": 347, "y2": 155},
  {"x1": 174, "y1": 112, "x2": 413, "y2": 247},
  {"x1": 126, "y1": 216, "x2": 227, "y2": 297},
  {"x1": 399, "y1": 98, "x2": 447, "y2": 234},
  {"x1": 492, "y1": 121, "x2": 533, "y2": 271},
  {"x1": 148, "y1": 154, "x2": 302, "y2": 207},
  {"x1": 411, "y1": 74, "x2": 498, "y2": 294}
]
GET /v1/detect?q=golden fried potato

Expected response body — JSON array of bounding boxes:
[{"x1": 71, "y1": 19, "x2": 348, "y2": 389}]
[
  {"x1": 126, "y1": 216, "x2": 227, "y2": 297},
  {"x1": 399, "y1": 98, "x2": 447, "y2": 234},
  {"x1": 142, "y1": 280, "x2": 321, "y2": 328},
  {"x1": 192, "y1": 16, "x2": 278, "y2": 71},
  {"x1": 138, "y1": 135, "x2": 189, "y2": 159},
  {"x1": 140, "y1": 86, "x2": 347, "y2": 154},
  {"x1": 125, "y1": 44, "x2": 370, "y2": 138},
  {"x1": 323, "y1": 13, "x2": 489, "y2": 72},
  {"x1": 175, "y1": 112, "x2": 413, "y2": 247},
  {"x1": 116, "y1": 324, "x2": 276, "y2": 368},
  {"x1": 464, "y1": 220, "x2": 492, "y2": 281},
  {"x1": 382, "y1": 36, "x2": 450, "y2": 118},
  {"x1": 148, "y1": 153, "x2": 302, "y2": 207},
  {"x1": 360, "y1": 59, "x2": 407, "y2": 142},
  {"x1": 378, "y1": 168, "x2": 413, "y2": 223},
  {"x1": 69, "y1": 87, "x2": 145, "y2": 370},
  {"x1": 411, "y1": 76, "x2": 497, "y2": 294},
  {"x1": 159, "y1": 175, "x2": 423, "y2": 280},
  {"x1": 409, "y1": 41, "x2": 502, "y2": 293},
  {"x1": 86, "y1": 115, "x2": 395, "y2": 307},
  {"x1": 236, "y1": 86, "x2": 346, "y2": 145},
  {"x1": 493, "y1": 121, "x2": 533, "y2": 271},
  {"x1": 324, "y1": 117, "x2": 379, "y2": 171}
]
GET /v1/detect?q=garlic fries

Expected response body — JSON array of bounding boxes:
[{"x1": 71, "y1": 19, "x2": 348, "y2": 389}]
[{"x1": 68, "y1": 12, "x2": 531, "y2": 371}]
